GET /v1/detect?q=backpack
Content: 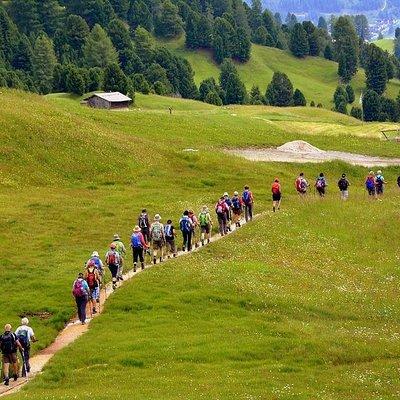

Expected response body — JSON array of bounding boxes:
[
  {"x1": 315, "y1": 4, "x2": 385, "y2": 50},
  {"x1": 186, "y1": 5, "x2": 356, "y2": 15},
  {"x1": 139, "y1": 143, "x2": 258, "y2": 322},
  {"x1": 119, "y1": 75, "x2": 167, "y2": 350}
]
[
  {"x1": 272, "y1": 183, "x2": 280, "y2": 194},
  {"x1": 86, "y1": 268, "x2": 97, "y2": 289},
  {"x1": 216, "y1": 203, "x2": 224, "y2": 214},
  {"x1": 72, "y1": 279, "x2": 87, "y2": 297},
  {"x1": 338, "y1": 178, "x2": 348, "y2": 191},
  {"x1": 199, "y1": 212, "x2": 208, "y2": 226},
  {"x1": 180, "y1": 217, "x2": 191, "y2": 233},
  {"x1": 107, "y1": 251, "x2": 118, "y2": 265},
  {"x1": 232, "y1": 197, "x2": 241, "y2": 209},
  {"x1": 131, "y1": 233, "x2": 142, "y2": 248},
  {"x1": 376, "y1": 175, "x2": 384, "y2": 186},
  {"x1": 366, "y1": 178, "x2": 375, "y2": 190},
  {"x1": 0, "y1": 332, "x2": 16, "y2": 354},
  {"x1": 164, "y1": 225, "x2": 173, "y2": 238},
  {"x1": 90, "y1": 257, "x2": 101, "y2": 268},
  {"x1": 316, "y1": 178, "x2": 325, "y2": 189},
  {"x1": 151, "y1": 223, "x2": 163, "y2": 241},
  {"x1": 138, "y1": 214, "x2": 147, "y2": 228},
  {"x1": 16, "y1": 329, "x2": 30, "y2": 349},
  {"x1": 242, "y1": 191, "x2": 251, "y2": 205}
]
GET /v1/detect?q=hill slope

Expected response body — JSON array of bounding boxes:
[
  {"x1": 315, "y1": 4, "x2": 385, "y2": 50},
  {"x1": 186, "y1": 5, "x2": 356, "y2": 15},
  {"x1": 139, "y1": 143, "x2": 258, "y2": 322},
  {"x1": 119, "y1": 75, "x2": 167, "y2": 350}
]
[
  {"x1": 1, "y1": 90, "x2": 400, "y2": 398},
  {"x1": 164, "y1": 38, "x2": 400, "y2": 107},
  {"x1": 374, "y1": 38, "x2": 395, "y2": 54}
]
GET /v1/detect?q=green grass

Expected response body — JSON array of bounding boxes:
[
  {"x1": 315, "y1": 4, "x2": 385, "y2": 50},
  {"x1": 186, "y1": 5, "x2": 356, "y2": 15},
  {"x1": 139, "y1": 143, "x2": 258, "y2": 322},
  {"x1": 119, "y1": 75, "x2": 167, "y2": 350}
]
[
  {"x1": 164, "y1": 36, "x2": 400, "y2": 107},
  {"x1": 1, "y1": 89, "x2": 400, "y2": 398},
  {"x1": 374, "y1": 38, "x2": 395, "y2": 54}
]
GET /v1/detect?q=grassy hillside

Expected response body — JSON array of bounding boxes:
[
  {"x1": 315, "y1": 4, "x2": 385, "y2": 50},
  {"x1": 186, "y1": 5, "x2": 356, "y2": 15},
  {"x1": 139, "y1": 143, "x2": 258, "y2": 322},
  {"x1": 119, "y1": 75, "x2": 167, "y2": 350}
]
[
  {"x1": 1, "y1": 90, "x2": 400, "y2": 398},
  {"x1": 164, "y1": 37, "x2": 400, "y2": 107},
  {"x1": 374, "y1": 38, "x2": 395, "y2": 54}
]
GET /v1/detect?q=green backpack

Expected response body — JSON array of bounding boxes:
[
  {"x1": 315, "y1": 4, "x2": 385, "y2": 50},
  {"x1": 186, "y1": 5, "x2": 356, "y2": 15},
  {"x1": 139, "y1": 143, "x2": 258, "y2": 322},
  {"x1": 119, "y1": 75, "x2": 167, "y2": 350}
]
[
  {"x1": 199, "y1": 212, "x2": 208, "y2": 226},
  {"x1": 151, "y1": 223, "x2": 163, "y2": 241}
]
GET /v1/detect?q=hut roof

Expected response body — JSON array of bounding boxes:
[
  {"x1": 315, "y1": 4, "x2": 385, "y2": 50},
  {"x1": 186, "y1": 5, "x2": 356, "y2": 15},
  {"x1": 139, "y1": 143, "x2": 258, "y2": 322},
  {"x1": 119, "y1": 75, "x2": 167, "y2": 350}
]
[{"x1": 84, "y1": 92, "x2": 132, "y2": 103}]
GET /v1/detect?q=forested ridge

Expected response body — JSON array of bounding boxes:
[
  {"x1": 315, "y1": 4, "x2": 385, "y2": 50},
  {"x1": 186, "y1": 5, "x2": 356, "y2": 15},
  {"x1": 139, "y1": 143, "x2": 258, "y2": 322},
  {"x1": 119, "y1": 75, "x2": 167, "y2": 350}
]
[{"x1": 0, "y1": 0, "x2": 400, "y2": 121}]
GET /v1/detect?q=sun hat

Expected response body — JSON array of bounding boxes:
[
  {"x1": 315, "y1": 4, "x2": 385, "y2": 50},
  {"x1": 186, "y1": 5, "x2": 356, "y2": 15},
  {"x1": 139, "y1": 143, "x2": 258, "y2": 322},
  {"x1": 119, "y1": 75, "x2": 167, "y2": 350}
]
[
  {"x1": 377, "y1": 170, "x2": 382, "y2": 174},
  {"x1": 91, "y1": 251, "x2": 99, "y2": 258},
  {"x1": 113, "y1": 234, "x2": 120, "y2": 240},
  {"x1": 133, "y1": 225, "x2": 141, "y2": 233},
  {"x1": 223, "y1": 192, "x2": 229, "y2": 196},
  {"x1": 202, "y1": 205, "x2": 208, "y2": 210},
  {"x1": 21, "y1": 317, "x2": 29, "y2": 325},
  {"x1": 234, "y1": 191, "x2": 239, "y2": 196},
  {"x1": 154, "y1": 214, "x2": 161, "y2": 221}
]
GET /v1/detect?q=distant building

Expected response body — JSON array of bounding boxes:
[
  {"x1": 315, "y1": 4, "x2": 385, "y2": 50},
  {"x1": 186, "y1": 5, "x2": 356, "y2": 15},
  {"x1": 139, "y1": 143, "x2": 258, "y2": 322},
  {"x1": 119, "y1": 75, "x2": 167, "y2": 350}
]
[{"x1": 83, "y1": 92, "x2": 132, "y2": 109}]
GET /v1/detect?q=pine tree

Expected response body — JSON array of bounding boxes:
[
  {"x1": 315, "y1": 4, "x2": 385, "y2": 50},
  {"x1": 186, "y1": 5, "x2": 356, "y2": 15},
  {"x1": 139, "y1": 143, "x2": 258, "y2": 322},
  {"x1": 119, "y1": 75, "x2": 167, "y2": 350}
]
[
  {"x1": 332, "y1": 16, "x2": 359, "y2": 83},
  {"x1": 133, "y1": 27, "x2": 154, "y2": 65},
  {"x1": 252, "y1": 26, "x2": 268, "y2": 45},
  {"x1": 103, "y1": 63, "x2": 129, "y2": 93},
  {"x1": 395, "y1": 36, "x2": 400, "y2": 60},
  {"x1": 185, "y1": 12, "x2": 200, "y2": 49},
  {"x1": 83, "y1": 24, "x2": 118, "y2": 68},
  {"x1": 333, "y1": 86, "x2": 348, "y2": 109},
  {"x1": 350, "y1": 106, "x2": 362, "y2": 120},
  {"x1": 249, "y1": 85, "x2": 264, "y2": 104},
  {"x1": 155, "y1": 0, "x2": 183, "y2": 39},
  {"x1": 38, "y1": 0, "x2": 63, "y2": 36},
  {"x1": 265, "y1": 72, "x2": 294, "y2": 106},
  {"x1": 324, "y1": 44, "x2": 333, "y2": 60},
  {"x1": 66, "y1": 66, "x2": 86, "y2": 95},
  {"x1": 0, "y1": 7, "x2": 19, "y2": 65},
  {"x1": 345, "y1": 85, "x2": 355, "y2": 104},
  {"x1": 109, "y1": 0, "x2": 130, "y2": 20},
  {"x1": 293, "y1": 88, "x2": 306, "y2": 106},
  {"x1": 32, "y1": 33, "x2": 57, "y2": 94},
  {"x1": 204, "y1": 90, "x2": 222, "y2": 105},
  {"x1": 213, "y1": 17, "x2": 235, "y2": 64},
  {"x1": 9, "y1": 0, "x2": 41, "y2": 36},
  {"x1": 12, "y1": 35, "x2": 33, "y2": 72},
  {"x1": 290, "y1": 23, "x2": 309, "y2": 58},
  {"x1": 365, "y1": 45, "x2": 388, "y2": 95},
  {"x1": 249, "y1": 0, "x2": 262, "y2": 33},
  {"x1": 318, "y1": 16, "x2": 328, "y2": 31},
  {"x1": 219, "y1": 59, "x2": 246, "y2": 104},
  {"x1": 234, "y1": 27, "x2": 251, "y2": 62},
  {"x1": 197, "y1": 15, "x2": 212, "y2": 48},
  {"x1": 132, "y1": 73, "x2": 150, "y2": 94},
  {"x1": 199, "y1": 77, "x2": 218, "y2": 101},
  {"x1": 363, "y1": 90, "x2": 381, "y2": 122},
  {"x1": 128, "y1": 0, "x2": 153, "y2": 32},
  {"x1": 87, "y1": 67, "x2": 103, "y2": 91}
]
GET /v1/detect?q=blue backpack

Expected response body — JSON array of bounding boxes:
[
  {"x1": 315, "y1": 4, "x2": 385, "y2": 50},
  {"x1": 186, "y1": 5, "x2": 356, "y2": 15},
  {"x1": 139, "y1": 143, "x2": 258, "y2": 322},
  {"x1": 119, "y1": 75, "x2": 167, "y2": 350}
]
[
  {"x1": 366, "y1": 178, "x2": 375, "y2": 190},
  {"x1": 180, "y1": 217, "x2": 191, "y2": 233},
  {"x1": 232, "y1": 197, "x2": 241, "y2": 209},
  {"x1": 131, "y1": 233, "x2": 142, "y2": 248},
  {"x1": 242, "y1": 191, "x2": 251, "y2": 204}
]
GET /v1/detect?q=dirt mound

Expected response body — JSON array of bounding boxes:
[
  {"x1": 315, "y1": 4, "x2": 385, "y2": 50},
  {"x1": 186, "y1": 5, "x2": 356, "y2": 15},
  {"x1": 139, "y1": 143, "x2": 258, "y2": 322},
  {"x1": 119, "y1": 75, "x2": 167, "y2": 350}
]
[{"x1": 277, "y1": 140, "x2": 324, "y2": 154}]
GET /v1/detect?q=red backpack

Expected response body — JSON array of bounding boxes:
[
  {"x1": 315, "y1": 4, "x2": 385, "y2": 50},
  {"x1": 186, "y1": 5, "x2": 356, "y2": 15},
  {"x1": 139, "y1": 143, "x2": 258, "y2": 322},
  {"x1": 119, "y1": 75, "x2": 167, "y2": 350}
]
[
  {"x1": 86, "y1": 268, "x2": 97, "y2": 289},
  {"x1": 107, "y1": 251, "x2": 117, "y2": 265}
]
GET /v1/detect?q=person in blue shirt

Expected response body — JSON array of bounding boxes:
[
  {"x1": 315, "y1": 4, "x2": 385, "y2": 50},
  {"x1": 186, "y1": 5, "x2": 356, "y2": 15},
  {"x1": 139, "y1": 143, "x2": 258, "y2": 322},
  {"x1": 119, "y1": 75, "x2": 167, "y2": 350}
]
[{"x1": 72, "y1": 273, "x2": 90, "y2": 325}]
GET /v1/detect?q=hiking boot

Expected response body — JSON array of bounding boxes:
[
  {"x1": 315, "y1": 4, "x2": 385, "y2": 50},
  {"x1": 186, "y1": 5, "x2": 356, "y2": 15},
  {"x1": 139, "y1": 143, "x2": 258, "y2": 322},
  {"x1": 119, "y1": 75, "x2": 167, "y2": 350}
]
[
  {"x1": 273, "y1": 206, "x2": 275, "y2": 212},
  {"x1": 207, "y1": 239, "x2": 210, "y2": 244},
  {"x1": 93, "y1": 308, "x2": 97, "y2": 314},
  {"x1": 4, "y1": 378, "x2": 9, "y2": 386},
  {"x1": 141, "y1": 263, "x2": 145, "y2": 270},
  {"x1": 112, "y1": 283, "x2": 117, "y2": 291},
  {"x1": 13, "y1": 374, "x2": 18, "y2": 382},
  {"x1": 173, "y1": 253, "x2": 177, "y2": 258},
  {"x1": 133, "y1": 263, "x2": 137, "y2": 272},
  {"x1": 195, "y1": 243, "x2": 199, "y2": 248},
  {"x1": 119, "y1": 276, "x2": 124, "y2": 281},
  {"x1": 182, "y1": 246, "x2": 185, "y2": 252},
  {"x1": 153, "y1": 257, "x2": 157, "y2": 265},
  {"x1": 159, "y1": 257, "x2": 163, "y2": 263},
  {"x1": 201, "y1": 240, "x2": 204, "y2": 246}
]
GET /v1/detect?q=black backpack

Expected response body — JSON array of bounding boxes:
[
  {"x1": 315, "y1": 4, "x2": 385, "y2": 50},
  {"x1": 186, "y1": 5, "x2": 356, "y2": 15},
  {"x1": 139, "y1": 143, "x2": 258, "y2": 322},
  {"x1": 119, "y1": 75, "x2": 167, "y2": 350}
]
[
  {"x1": 17, "y1": 329, "x2": 30, "y2": 349},
  {"x1": 338, "y1": 178, "x2": 348, "y2": 191},
  {"x1": 0, "y1": 332, "x2": 17, "y2": 354}
]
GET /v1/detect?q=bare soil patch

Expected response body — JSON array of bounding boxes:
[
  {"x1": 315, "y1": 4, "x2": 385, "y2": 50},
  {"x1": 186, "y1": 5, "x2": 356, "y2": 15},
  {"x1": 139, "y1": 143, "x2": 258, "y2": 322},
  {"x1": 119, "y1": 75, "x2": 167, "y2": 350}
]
[{"x1": 227, "y1": 140, "x2": 400, "y2": 167}]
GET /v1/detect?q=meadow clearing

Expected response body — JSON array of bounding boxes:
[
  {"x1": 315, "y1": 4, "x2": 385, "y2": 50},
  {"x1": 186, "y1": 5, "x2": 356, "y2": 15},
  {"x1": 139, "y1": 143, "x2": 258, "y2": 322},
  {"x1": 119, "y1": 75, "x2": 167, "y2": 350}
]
[{"x1": 1, "y1": 90, "x2": 400, "y2": 399}]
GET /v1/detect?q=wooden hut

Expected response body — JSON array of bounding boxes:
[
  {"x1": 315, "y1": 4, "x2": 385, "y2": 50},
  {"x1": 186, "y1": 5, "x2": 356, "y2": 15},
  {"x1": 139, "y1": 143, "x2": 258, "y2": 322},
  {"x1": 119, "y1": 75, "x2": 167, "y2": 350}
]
[{"x1": 84, "y1": 92, "x2": 132, "y2": 109}]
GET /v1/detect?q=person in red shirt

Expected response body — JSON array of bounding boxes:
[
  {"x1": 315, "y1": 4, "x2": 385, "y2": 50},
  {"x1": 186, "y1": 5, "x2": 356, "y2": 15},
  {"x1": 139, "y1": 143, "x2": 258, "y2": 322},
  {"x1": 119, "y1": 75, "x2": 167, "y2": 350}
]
[{"x1": 271, "y1": 178, "x2": 282, "y2": 212}]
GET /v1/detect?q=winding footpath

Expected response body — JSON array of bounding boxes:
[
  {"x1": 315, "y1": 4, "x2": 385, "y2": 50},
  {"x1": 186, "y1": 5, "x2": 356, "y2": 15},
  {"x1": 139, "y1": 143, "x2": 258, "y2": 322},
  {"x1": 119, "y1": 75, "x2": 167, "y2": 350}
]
[{"x1": 0, "y1": 215, "x2": 258, "y2": 397}]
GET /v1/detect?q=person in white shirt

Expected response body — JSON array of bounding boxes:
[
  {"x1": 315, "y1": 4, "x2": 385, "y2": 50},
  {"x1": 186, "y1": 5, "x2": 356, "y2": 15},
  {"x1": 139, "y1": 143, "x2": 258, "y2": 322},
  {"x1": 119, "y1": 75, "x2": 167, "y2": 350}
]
[{"x1": 15, "y1": 318, "x2": 37, "y2": 373}]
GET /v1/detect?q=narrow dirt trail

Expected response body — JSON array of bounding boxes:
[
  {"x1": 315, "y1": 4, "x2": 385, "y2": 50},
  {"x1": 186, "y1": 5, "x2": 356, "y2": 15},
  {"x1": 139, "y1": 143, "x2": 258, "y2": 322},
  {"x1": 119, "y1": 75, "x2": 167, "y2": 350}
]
[{"x1": 0, "y1": 215, "x2": 258, "y2": 397}]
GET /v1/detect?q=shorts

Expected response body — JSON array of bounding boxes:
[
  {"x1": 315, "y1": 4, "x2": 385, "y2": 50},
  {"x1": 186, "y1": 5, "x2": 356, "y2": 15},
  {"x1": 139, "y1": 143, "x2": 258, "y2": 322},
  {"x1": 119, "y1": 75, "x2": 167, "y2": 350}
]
[
  {"x1": 152, "y1": 240, "x2": 164, "y2": 250},
  {"x1": 272, "y1": 193, "x2": 281, "y2": 201},
  {"x1": 2, "y1": 353, "x2": 17, "y2": 364},
  {"x1": 89, "y1": 286, "x2": 99, "y2": 300},
  {"x1": 200, "y1": 224, "x2": 210, "y2": 234},
  {"x1": 166, "y1": 239, "x2": 176, "y2": 253}
]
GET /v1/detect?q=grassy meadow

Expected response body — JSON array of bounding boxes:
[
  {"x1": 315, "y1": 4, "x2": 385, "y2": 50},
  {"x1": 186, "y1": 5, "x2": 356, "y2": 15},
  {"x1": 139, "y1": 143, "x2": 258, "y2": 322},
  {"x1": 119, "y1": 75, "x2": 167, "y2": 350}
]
[
  {"x1": 164, "y1": 37, "x2": 400, "y2": 107},
  {"x1": 374, "y1": 38, "x2": 395, "y2": 54},
  {"x1": 1, "y1": 89, "x2": 400, "y2": 398}
]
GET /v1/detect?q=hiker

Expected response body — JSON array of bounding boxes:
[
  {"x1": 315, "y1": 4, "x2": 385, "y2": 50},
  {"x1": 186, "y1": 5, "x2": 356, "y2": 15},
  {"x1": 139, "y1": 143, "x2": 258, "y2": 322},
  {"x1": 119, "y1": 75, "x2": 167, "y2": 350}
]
[
  {"x1": 242, "y1": 186, "x2": 254, "y2": 222},
  {"x1": 105, "y1": 243, "x2": 121, "y2": 290},
  {"x1": 0, "y1": 324, "x2": 22, "y2": 386},
  {"x1": 112, "y1": 234, "x2": 126, "y2": 281},
  {"x1": 131, "y1": 226, "x2": 149, "y2": 271},
  {"x1": 375, "y1": 170, "x2": 386, "y2": 196},
  {"x1": 338, "y1": 173, "x2": 350, "y2": 200},
  {"x1": 138, "y1": 209, "x2": 150, "y2": 243},
  {"x1": 150, "y1": 214, "x2": 165, "y2": 264},
  {"x1": 15, "y1": 318, "x2": 37, "y2": 374},
  {"x1": 198, "y1": 206, "x2": 212, "y2": 246},
  {"x1": 87, "y1": 251, "x2": 104, "y2": 280},
  {"x1": 188, "y1": 210, "x2": 199, "y2": 248},
  {"x1": 223, "y1": 193, "x2": 233, "y2": 232},
  {"x1": 295, "y1": 173, "x2": 308, "y2": 196},
  {"x1": 72, "y1": 273, "x2": 90, "y2": 324},
  {"x1": 85, "y1": 260, "x2": 100, "y2": 315},
  {"x1": 164, "y1": 220, "x2": 177, "y2": 258},
  {"x1": 215, "y1": 197, "x2": 229, "y2": 236},
  {"x1": 315, "y1": 173, "x2": 327, "y2": 197},
  {"x1": 365, "y1": 171, "x2": 376, "y2": 197},
  {"x1": 271, "y1": 178, "x2": 282, "y2": 212},
  {"x1": 179, "y1": 210, "x2": 193, "y2": 252},
  {"x1": 231, "y1": 191, "x2": 243, "y2": 227}
]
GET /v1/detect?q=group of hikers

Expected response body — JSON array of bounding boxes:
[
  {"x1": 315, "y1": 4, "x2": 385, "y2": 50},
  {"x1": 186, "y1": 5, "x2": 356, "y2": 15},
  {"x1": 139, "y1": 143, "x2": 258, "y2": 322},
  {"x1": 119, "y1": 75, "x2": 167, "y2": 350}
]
[
  {"x1": 2, "y1": 169, "x2": 399, "y2": 387},
  {"x1": 70, "y1": 186, "x2": 255, "y2": 326},
  {"x1": 0, "y1": 319, "x2": 37, "y2": 386}
]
